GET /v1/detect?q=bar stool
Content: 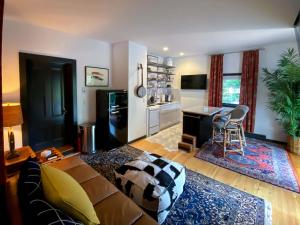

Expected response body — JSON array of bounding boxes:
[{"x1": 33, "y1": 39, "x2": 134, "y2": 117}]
[{"x1": 212, "y1": 105, "x2": 249, "y2": 157}]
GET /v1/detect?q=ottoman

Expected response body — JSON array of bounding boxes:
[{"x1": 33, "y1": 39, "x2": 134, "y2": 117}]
[{"x1": 114, "y1": 152, "x2": 186, "y2": 224}]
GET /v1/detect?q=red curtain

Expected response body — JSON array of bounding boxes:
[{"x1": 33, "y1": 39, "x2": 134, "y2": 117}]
[
  {"x1": 0, "y1": 0, "x2": 5, "y2": 185},
  {"x1": 240, "y1": 50, "x2": 259, "y2": 133},
  {"x1": 208, "y1": 54, "x2": 224, "y2": 107}
]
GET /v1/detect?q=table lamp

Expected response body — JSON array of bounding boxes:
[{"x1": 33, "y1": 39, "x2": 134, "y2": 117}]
[{"x1": 3, "y1": 103, "x2": 24, "y2": 159}]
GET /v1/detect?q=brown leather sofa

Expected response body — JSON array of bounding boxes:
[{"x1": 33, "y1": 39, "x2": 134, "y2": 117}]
[{"x1": 48, "y1": 154, "x2": 158, "y2": 225}]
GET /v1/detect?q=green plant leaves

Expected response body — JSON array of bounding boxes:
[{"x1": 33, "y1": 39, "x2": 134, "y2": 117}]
[{"x1": 263, "y1": 48, "x2": 300, "y2": 137}]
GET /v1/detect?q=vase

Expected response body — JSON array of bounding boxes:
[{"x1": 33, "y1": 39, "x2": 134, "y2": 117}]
[{"x1": 287, "y1": 136, "x2": 300, "y2": 155}]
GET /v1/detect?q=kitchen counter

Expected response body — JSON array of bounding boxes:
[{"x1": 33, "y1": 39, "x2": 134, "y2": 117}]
[
  {"x1": 147, "y1": 101, "x2": 180, "y2": 109},
  {"x1": 182, "y1": 106, "x2": 222, "y2": 116},
  {"x1": 182, "y1": 106, "x2": 223, "y2": 147}
]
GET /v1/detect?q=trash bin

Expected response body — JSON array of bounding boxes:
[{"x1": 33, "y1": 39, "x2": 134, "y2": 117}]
[{"x1": 79, "y1": 123, "x2": 96, "y2": 154}]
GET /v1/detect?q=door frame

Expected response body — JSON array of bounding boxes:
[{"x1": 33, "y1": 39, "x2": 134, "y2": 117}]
[{"x1": 19, "y1": 52, "x2": 78, "y2": 150}]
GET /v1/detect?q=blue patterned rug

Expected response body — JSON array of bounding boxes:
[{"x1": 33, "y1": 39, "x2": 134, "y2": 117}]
[
  {"x1": 195, "y1": 138, "x2": 300, "y2": 193},
  {"x1": 81, "y1": 145, "x2": 271, "y2": 225}
]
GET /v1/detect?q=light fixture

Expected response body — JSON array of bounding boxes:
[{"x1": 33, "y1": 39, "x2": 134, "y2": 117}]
[
  {"x1": 180, "y1": 52, "x2": 185, "y2": 56},
  {"x1": 3, "y1": 103, "x2": 24, "y2": 159},
  {"x1": 163, "y1": 47, "x2": 169, "y2": 51}
]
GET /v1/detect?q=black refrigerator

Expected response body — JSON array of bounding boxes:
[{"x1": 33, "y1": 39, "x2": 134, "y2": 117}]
[{"x1": 96, "y1": 90, "x2": 128, "y2": 150}]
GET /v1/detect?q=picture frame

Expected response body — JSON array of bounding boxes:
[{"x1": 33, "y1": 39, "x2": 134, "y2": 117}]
[{"x1": 85, "y1": 66, "x2": 109, "y2": 87}]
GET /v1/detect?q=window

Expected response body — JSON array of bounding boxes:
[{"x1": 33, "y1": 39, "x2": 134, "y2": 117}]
[{"x1": 222, "y1": 73, "x2": 241, "y2": 107}]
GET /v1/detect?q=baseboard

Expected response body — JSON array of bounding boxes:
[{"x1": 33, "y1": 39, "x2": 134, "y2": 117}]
[
  {"x1": 245, "y1": 132, "x2": 266, "y2": 140},
  {"x1": 265, "y1": 139, "x2": 287, "y2": 145},
  {"x1": 128, "y1": 135, "x2": 147, "y2": 144},
  {"x1": 245, "y1": 132, "x2": 287, "y2": 145}
]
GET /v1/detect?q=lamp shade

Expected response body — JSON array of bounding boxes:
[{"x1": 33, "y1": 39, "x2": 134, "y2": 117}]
[{"x1": 3, "y1": 103, "x2": 24, "y2": 127}]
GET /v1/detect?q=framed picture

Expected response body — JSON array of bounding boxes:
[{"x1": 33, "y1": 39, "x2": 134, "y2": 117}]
[{"x1": 85, "y1": 66, "x2": 109, "y2": 87}]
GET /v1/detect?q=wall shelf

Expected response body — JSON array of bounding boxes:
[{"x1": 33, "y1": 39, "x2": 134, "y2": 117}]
[
  {"x1": 147, "y1": 70, "x2": 175, "y2": 76},
  {"x1": 147, "y1": 55, "x2": 175, "y2": 105},
  {"x1": 148, "y1": 62, "x2": 175, "y2": 69}
]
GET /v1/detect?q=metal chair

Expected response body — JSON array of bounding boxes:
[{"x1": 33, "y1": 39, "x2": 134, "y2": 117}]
[{"x1": 212, "y1": 105, "x2": 249, "y2": 156}]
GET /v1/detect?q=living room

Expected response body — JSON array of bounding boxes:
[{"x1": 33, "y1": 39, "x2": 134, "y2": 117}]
[{"x1": 1, "y1": 1, "x2": 300, "y2": 225}]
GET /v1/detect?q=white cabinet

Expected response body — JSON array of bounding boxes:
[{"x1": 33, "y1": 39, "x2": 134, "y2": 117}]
[
  {"x1": 147, "y1": 102, "x2": 181, "y2": 136},
  {"x1": 147, "y1": 107, "x2": 160, "y2": 136},
  {"x1": 159, "y1": 103, "x2": 181, "y2": 130}
]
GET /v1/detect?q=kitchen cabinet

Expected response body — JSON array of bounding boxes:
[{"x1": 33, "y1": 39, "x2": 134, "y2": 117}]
[
  {"x1": 147, "y1": 107, "x2": 160, "y2": 136},
  {"x1": 159, "y1": 102, "x2": 181, "y2": 130}
]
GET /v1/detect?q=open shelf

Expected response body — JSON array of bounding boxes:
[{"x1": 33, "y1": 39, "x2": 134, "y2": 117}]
[
  {"x1": 147, "y1": 55, "x2": 175, "y2": 91},
  {"x1": 147, "y1": 70, "x2": 175, "y2": 76},
  {"x1": 148, "y1": 62, "x2": 175, "y2": 69}
]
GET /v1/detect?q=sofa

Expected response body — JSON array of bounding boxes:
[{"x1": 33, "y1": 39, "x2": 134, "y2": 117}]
[{"x1": 18, "y1": 154, "x2": 158, "y2": 225}]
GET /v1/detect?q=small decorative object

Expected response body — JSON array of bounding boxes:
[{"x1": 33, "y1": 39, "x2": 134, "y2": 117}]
[
  {"x1": 85, "y1": 66, "x2": 109, "y2": 87},
  {"x1": 148, "y1": 55, "x2": 158, "y2": 64},
  {"x1": 41, "y1": 149, "x2": 52, "y2": 159},
  {"x1": 263, "y1": 48, "x2": 300, "y2": 155},
  {"x1": 3, "y1": 103, "x2": 24, "y2": 159},
  {"x1": 136, "y1": 64, "x2": 146, "y2": 98},
  {"x1": 164, "y1": 57, "x2": 173, "y2": 66}
]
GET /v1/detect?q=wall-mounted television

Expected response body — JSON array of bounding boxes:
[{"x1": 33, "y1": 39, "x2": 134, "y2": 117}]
[{"x1": 181, "y1": 74, "x2": 207, "y2": 90}]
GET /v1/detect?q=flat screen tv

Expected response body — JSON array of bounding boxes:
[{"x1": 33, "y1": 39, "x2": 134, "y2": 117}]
[{"x1": 181, "y1": 74, "x2": 207, "y2": 90}]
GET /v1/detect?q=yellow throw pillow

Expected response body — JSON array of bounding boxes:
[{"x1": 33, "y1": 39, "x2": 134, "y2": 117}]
[{"x1": 41, "y1": 164, "x2": 100, "y2": 225}]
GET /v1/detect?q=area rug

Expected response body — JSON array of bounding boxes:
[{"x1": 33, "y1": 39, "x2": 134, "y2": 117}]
[
  {"x1": 195, "y1": 138, "x2": 300, "y2": 193},
  {"x1": 81, "y1": 145, "x2": 271, "y2": 225},
  {"x1": 146, "y1": 123, "x2": 182, "y2": 151}
]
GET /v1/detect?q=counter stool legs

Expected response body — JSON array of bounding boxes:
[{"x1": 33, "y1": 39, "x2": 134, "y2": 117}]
[{"x1": 241, "y1": 126, "x2": 247, "y2": 146}]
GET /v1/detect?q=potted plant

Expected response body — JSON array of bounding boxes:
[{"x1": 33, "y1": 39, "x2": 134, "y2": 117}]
[{"x1": 263, "y1": 48, "x2": 300, "y2": 155}]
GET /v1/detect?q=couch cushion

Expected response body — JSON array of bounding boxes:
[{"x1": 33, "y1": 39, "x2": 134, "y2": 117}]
[
  {"x1": 64, "y1": 164, "x2": 99, "y2": 184},
  {"x1": 94, "y1": 192, "x2": 143, "y2": 225},
  {"x1": 41, "y1": 164, "x2": 100, "y2": 225},
  {"x1": 18, "y1": 159, "x2": 43, "y2": 201},
  {"x1": 80, "y1": 175, "x2": 118, "y2": 205},
  {"x1": 29, "y1": 199, "x2": 84, "y2": 225},
  {"x1": 134, "y1": 214, "x2": 158, "y2": 225},
  {"x1": 49, "y1": 155, "x2": 85, "y2": 171},
  {"x1": 18, "y1": 158, "x2": 84, "y2": 225}
]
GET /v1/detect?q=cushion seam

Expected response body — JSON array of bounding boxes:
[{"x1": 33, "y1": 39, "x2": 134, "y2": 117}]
[{"x1": 80, "y1": 176, "x2": 119, "y2": 205}]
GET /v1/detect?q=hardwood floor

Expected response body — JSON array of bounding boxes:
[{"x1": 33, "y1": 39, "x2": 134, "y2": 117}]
[{"x1": 131, "y1": 139, "x2": 300, "y2": 225}]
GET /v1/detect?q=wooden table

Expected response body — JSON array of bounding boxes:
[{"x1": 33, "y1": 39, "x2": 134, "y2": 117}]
[
  {"x1": 182, "y1": 106, "x2": 223, "y2": 148},
  {"x1": 5, "y1": 146, "x2": 36, "y2": 176}
]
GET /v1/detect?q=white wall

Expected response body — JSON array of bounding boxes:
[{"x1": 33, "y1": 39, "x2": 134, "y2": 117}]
[
  {"x1": 255, "y1": 41, "x2": 299, "y2": 142},
  {"x1": 173, "y1": 55, "x2": 210, "y2": 109},
  {"x1": 128, "y1": 42, "x2": 147, "y2": 141},
  {"x1": 173, "y1": 41, "x2": 299, "y2": 142},
  {"x1": 112, "y1": 42, "x2": 128, "y2": 89},
  {"x1": 111, "y1": 41, "x2": 147, "y2": 142},
  {"x1": 2, "y1": 19, "x2": 111, "y2": 150}
]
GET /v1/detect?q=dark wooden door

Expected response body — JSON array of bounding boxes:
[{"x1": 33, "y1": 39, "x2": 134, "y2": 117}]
[{"x1": 20, "y1": 54, "x2": 77, "y2": 151}]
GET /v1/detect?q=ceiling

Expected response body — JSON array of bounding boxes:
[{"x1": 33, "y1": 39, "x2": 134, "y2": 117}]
[{"x1": 4, "y1": 0, "x2": 300, "y2": 57}]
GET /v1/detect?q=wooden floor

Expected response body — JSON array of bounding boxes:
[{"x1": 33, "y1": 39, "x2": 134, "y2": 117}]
[{"x1": 131, "y1": 139, "x2": 300, "y2": 225}]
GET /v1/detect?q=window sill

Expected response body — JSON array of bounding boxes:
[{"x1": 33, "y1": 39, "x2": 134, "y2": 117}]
[{"x1": 222, "y1": 103, "x2": 238, "y2": 108}]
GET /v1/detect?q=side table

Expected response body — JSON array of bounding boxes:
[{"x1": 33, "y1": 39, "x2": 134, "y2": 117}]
[{"x1": 5, "y1": 146, "x2": 36, "y2": 176}]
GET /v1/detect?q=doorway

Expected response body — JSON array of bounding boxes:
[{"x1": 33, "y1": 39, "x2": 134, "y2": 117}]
[{"x1": 19, "y1": 53, "x2": 77, "y2": 151}]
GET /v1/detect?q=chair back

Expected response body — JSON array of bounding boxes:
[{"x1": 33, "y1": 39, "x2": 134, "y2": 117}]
[{"x1": 230, "y1": 105, "x2": 249, "y2": 121}]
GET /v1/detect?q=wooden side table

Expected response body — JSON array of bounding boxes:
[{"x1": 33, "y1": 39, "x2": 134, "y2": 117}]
[{"x1": 5, "y1": 146, "x2": 36, "y2": 176}]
